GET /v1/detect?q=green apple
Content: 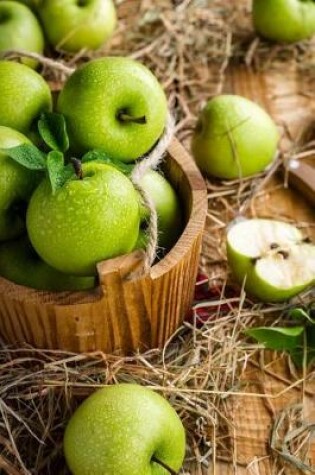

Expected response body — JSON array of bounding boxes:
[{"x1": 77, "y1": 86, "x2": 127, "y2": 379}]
[
  {"x1": 0, "y1": 237, "x2": 95, "y2": 291},
  {"x1": 191, "y1": 95, "x2": 279, "y2": 179},
  {"x1": 57, "y1": 57, "x2": 168, "y2": 161},
  {"x1": 0, "y1": 61, "x2": 52, "y2": 136},
  {"x1": 27, "y1": 161, "x2": 141, "y2": 276},
  {"x1": 36, "y1": 0, "x2": 116, "y2": 52},
  {"x1": 10, "y1": 0, "x2": 41, "y2": 10},
  {"x1": 0, "y1": 126, "x2": 41, "y2": 241},
  {"x1": 0, "y1": 1, "x2": 44, "y2": 69},
  {"x1": 136, "y1": 170, "x2": 183, "y2": 252},
  {"x1": 64, "y1": 384, "x2": 186, "y2": 475},
  {"x1": 226, "y1": 218, "x2": 315, "y2": 302},
  {"x1": 253, "y1": 0, "x2": 315, "y2": 43}
]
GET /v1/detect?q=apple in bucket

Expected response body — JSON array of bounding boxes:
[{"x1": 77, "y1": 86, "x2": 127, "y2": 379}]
[
  {"x1": 57, "y1": 57, "x2": 168, "y2": 161},
  {"x1": 0, "y1": 60, "x2": 52, "y2": 136}
]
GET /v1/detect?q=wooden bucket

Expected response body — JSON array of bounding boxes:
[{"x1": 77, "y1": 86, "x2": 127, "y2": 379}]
[{"x1": 0, "y1": 138, "x2": 207, "y2": 354}]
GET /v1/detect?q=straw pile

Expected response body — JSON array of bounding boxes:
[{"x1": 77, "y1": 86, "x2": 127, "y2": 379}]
[{"x1": 0, "y1": 1, "x2": 314, "y2": 474}]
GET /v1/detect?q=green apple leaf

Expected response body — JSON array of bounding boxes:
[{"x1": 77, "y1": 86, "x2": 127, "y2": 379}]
[
  {"x1": 289, "y1": 327, "x2": 315, "y2": 368},
  {"x1": 244, "y1": 326, "x2": 305, "y2": 350},
  {"x1": 2, "y1": 143, "x2": 46, "y2": 170},
  {"x1": 288, "y1": 307, "x2": 315, "y2": 324},
  {"x1": 38, "y1": 112, "x2": 69, "y2": 153},
  {"x1": 81, "y1": 150, "x2": 134, "y2": 175},
  {"x1": 47, "y1": 151, "x2": 73, "y2": 194}
]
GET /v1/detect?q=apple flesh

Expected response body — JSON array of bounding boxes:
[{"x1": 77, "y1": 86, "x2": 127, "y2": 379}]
[
  {"x1": 253, "y1": 0, "x2": 315, "y2": 43},
  {"x1": 227, "y1": 219, "x2": 315, "y2": 302},
  {"x1": 36, "y1": 0, "x2": 117, "y2": 52},
  {"x1": 0, "y1": 1, "x2": 44, "y2": 69},
  {"x1": 57, "y1": 57, "x2": 168, "y2": 161},
  {"x1": 64, "y1": 384, "x2": 186, "y2": 475},
  {"x1": 0, "y1": 60, "x2": 52, "y2": 136},
  {"x1": 192, "y1": 95, "x2": 279, "y2": 179},
  {"x1": 27, "y1": 162, "x2": 141, "y2": 276},
  {"x1": 0, "y1": 126, "x2": 40, "y2": 241},
  {"x1": 0, "y1": 237, "x2": 95, "y2": 291},
  {"x1": 136, "y1": 169, "x2": 183, "y2": 252}
]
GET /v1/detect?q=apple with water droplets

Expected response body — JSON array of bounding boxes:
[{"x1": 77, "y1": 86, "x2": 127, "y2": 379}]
[
  {"x1": 0, "y1": 60, "x2": 52, "y2": 136},
  {"x1": 64, "y1": 384, "x2": 186, "y2": 475},
  {"x1": 0, "y1": 126, "x2": 41, "y2": 241},
  {"x1": 57, "y1": 57, "x2": 168, "y2": 161},
  {"x1": 0, "y1": 237, "x2": 95, "y2": 291},
  {"x1": 26, "y1": 161, "x2": 141, "y2": 276}
]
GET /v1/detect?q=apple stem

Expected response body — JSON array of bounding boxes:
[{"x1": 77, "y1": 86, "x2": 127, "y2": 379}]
[
  {"x1": 117, "y1": 111, "x2": 147, "y2": 124},
  {"x1": 151, "y1": 455, "x2": 178, "y2": 475},
  {"x1": 70, "y1": 157, "x2": 83, "y2": 180}
]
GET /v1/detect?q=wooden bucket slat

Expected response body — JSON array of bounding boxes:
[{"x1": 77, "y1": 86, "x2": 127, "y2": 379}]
[{"x1": 0, "y1": 138, "x2": 208, "y2": 353}]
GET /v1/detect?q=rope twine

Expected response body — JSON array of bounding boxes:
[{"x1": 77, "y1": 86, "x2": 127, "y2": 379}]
[
  {"x1": 131, "y1": 113, "x2": 175, "y2": 271},
  {"x1": 1, "y1": 50, "x2": 176, "y2": 272}
]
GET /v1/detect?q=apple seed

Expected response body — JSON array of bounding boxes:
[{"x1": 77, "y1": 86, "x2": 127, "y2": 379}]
[{"x1": 277, "y1": 250, "x2": 290, "y2": 260}]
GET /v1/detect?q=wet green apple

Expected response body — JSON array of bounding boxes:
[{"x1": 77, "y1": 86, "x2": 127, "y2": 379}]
[
  {"x1": 0, "y1": 237, "x2": 95, "y2": 291},
  {"x1": 64, "y1": 384, "x2": 186, "y2": 475},
  {"x1": 226, "y1": 219, "x2": 315, "y2": 302},
  {"x1": 136, "y1": 169, "x2": 183, "y2": 252},
  {"x1": 0, "y1": 61, "x2": 52, "y2": 135},
  {"x1": 192, "y1": 95, "x2": 279, "y2": 179},
  {"x1": 8, "y1": 0, "x2": 38, "y2": 9},
  {"x1": 0, "y1": 126, "x2": 40, "y2": 241},
  {"x1": 253, "y1": 0, "x2": 315, "y2": 43},
  {"x1": 27, "y1": 161, "x2": 141, "y2": 276},
  {"x1": 0, "y1": 1, "x2": 44, "y2": 68},
  {"x1": 36, "y1": 0, "x2": 116, "y2": 52},
  {"x1": 57, "y1": 57, "x2": 168, "y2": 161}
]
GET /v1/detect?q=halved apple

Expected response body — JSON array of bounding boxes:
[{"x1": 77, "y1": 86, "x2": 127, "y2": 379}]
[{"x1": 226, "y1": 219, "x2": 315, "y2": 302}]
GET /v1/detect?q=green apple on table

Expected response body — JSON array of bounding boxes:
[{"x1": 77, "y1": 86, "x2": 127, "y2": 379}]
[
  {"x1": 0, "y1": 61, "x2": 52, "y2": 136},
  {"x1": 64, "y1": 384, "x2": 186, "y2": 475},
  {"x1": 0, "y1": 237, "x2": 95, "y2": 291},
  {"x1": 35, "y1": 0, "x2": 116, "y2": 52},
  {"x1": 0, "y1": 126, "x2": 40, "y2": 241},
  {"x1": 57, "y1": 57, "x2": 168, "y2": 161},
  {"x1": 253, "y1": 0, "x2": 315, "y2": 43},
  {"x1": 226, "y1": 218, "x2": 315, "y2": 302},
  {"x1": 191, "y1": 94, "x2": 279, "y2": 180},
  {"x1": 27, "y1": 161, "x2": 141, "y2": 276},
  {"x1": 136, "y1": 169, "x2": 183, "y2": 252},
  {"x1": 0, "y1": 1, "x2": 44, "y2": 68}
]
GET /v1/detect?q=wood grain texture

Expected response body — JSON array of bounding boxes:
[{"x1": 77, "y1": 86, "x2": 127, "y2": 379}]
[
  {"x1": 225, "y1": 65, "x2": 315, "y2": 240},
  {"x1": 215, "y1": 65, "x2": 315, "y2": 475},
  {"x1": 0, "y1": 138, "x2": 208, "y2": 353}
]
